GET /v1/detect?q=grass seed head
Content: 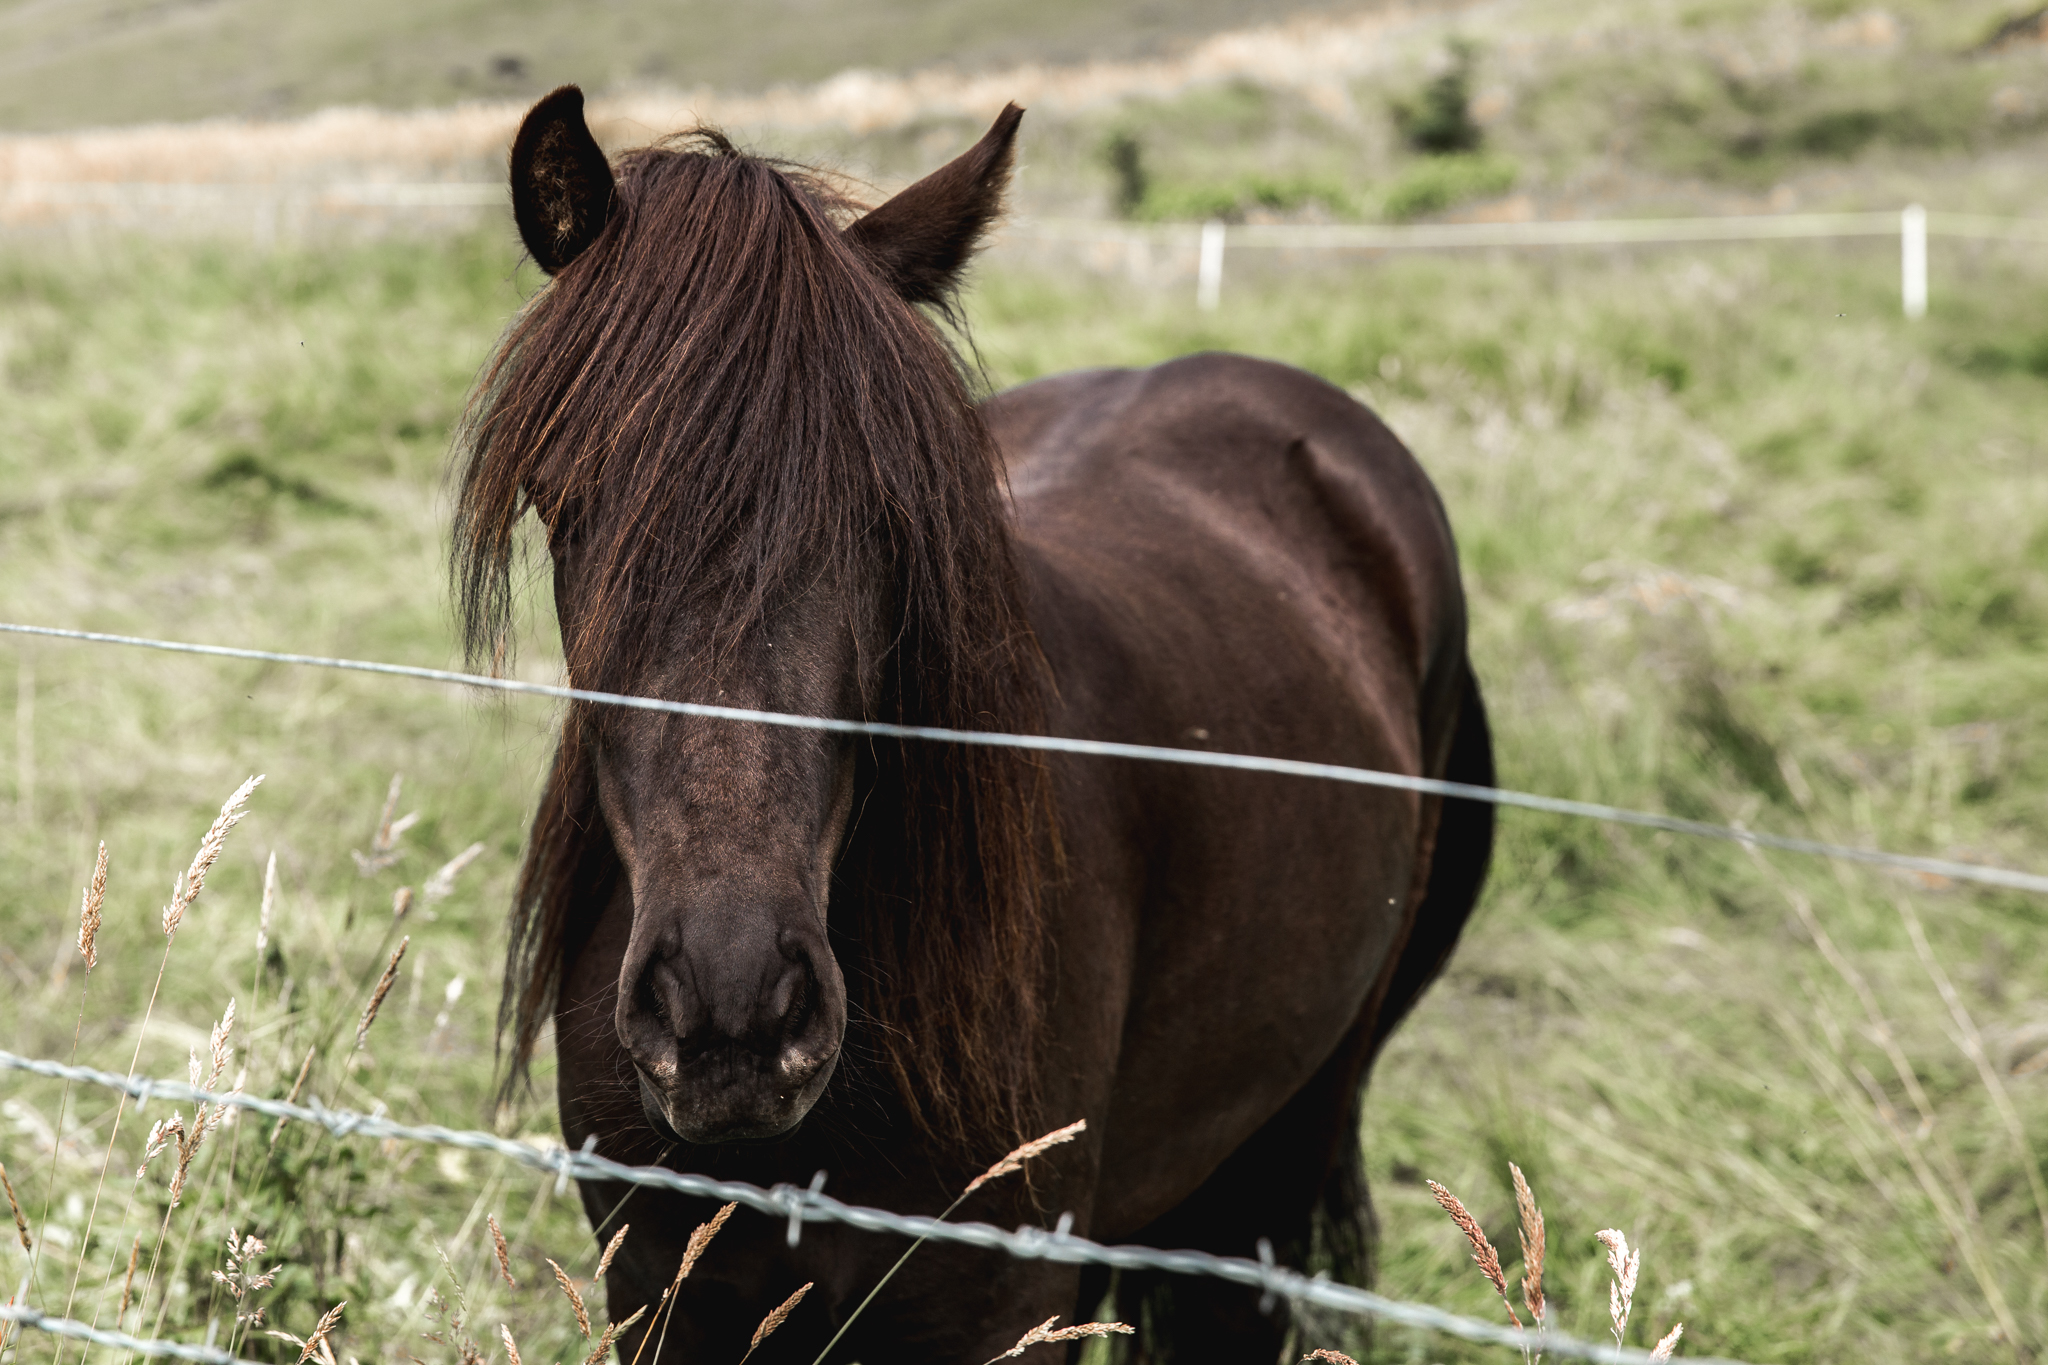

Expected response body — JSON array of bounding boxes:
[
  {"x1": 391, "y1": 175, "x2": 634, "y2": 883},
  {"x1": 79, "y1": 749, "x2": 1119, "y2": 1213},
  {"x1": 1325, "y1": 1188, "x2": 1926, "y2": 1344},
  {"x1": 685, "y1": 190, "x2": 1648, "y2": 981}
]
[
  {"x1": 1427, "y1": 1180, "x2": 1518, "y2": 1323},
  {"x1": 424, "y1": 842, "x2": 486, "y2": 902},
  {"x1": 1302, "y1": 1353, "x2": 1362, "y2": 1365},
  {"x1": 118, "y1": 1233, "x2": 142, "y2": 1319},
  {"x1": 356, "y1": 935, "x2": 409, "y2": 1049},
  {"x1": 1510, "y1": 1162, "x2": 1546, "y2": 1326},
  {"x1": 582, "y1": 1304, "x2": 646, "y2": 1365},
  {"x1": 985, "y1": 1316, "x2": 1134, "y2": 1363},
  {"x1": 0, "y1": 1161, "x2": 30, "y2": 1253},
  {"x1": 208, "y1": 996, "x2": 237, "y2": 1087},
  {"x1": 1596, "y1": 1229, "x2": 1641, "y2": 1345},
  {"x1": 297, "y1": 1300, "x2": 346, "y2": 1364},
  {"x1": 964, "y1": 1118, "x2": 1087, "y2": 1195},
  {"x1": 78, "y1": 840, "x2": 107, "y2": 969},
  {"x1": 489, "y1": 1214, "x2": 517, "y2": 1287},
  {"x1": 595, "y1": 1223, "x2": 629, "y2": 1280},
  {"x1": 257, "y1": 850, "x2": 278, "y2": 954},
  {"x1": 499, "y1": 1325, "x2": 522, "y2": 1365},
  {"x1": 678, "y1": 1202, "x2": 736, "y2": 1281},
  {"x1": 748, "y1": 1282, "x2": 811, "y2": 1352},
  {"x1": 1650, "y1": 1323, "x2": 1684, "y2": 1360},
  {"x1": 164, "y1": 774, "x2": 263, "y2": 938},
  {"x1": 548, "y1": 1257, "x2": 592, "y2": 1338},
  {"x1": 352, "y1": 773, "x2": 419, "y2": 874},
  {"x1": 139, "y1": 1113, "x2": 184, "y2": 1176}
]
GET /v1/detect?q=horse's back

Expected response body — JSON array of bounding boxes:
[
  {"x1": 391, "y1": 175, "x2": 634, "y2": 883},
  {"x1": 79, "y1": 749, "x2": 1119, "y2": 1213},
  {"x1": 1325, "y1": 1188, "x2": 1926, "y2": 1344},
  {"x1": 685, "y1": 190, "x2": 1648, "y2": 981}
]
[
  {"x1": 984, "y1": 353, "x2": 1478, "y2": 1237},
  {"x1": 989, "y1": 352, "x2": 1469, "y2": 752}
]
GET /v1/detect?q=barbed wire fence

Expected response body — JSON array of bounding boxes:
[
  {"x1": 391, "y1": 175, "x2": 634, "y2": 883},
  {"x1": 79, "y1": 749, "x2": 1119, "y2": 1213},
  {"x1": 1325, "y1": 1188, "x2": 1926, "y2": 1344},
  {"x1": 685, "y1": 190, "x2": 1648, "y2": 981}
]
[{"x1": 0, "y1": 1052, "x2": 1748, "y2": 1365}]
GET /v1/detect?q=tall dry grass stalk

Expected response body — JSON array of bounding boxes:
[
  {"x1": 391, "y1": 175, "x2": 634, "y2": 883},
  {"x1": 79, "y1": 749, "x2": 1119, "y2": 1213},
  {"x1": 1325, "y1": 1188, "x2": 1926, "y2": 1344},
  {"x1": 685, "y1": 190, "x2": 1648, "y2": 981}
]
[
  {"x1": 741, "y1": 1283, "x2": 811, "y2": 1362},
  {"x1": 980, "y1": 1314, "x2": 1133, "y2": 1364},
  {"x1": 29, "y1": 842, "x2": 107, "y2": 1303},
  {"x1": 356, "y1": 936, "x2": 409, "y2": 1049},
  {"x1": 128, "y1": 999, "x2": 238, "y2": 1343},
  {"x1": 1772, "y1": 877, "x2": 2023, "y2": 1346},
  {"x1": 116, "y1": 1233, "x2": 141, "y2": 1322},
  {"x1": 548, "y1": 1258, "x2": 591, "y2": 1339},
  {"x1": 594, "y1": 1225, "x2": 629, "y2": 1280},
  {"x1": 424, "y1": 842, "x2": 486, "y2": 903},
  {"x1": 499, "y1": 1324, "x2": 523, "y2": 1365},
  {"x1": 578, "y1": 1305, "x2": 647, "y2": 1365},
  {"x1": 78, "y1": 842, "x2": 107, "y2": 970},
  {"x1": 1510, "y1": 1162, "x2": 1546, "y2": 1330},
  {"x1": 351, "y1": 774, "x2": 418, "y2": 875},
  {"x1": 1301, "y1": 1352, "x2": 1361, "y2": 1365},
  {"x1": 1430, "y1": 1167, "x2": 1681, "y2": 1357},
  {"x1": 633, "y1": 1202, "x2": 736, "y2": 1365},
  {"x1": 810, "y1": 1119, "x2": 1089, "y2": 1365},
  {"x1": 490, "y1": 1214, "x2": 517, "y2": 1288},
  {"x1": 963, "y1": 1118, "x2": 1088, "y2": 1195},
  {"x1": 1427, "y1": 1180, "x2": 1522, "y2": 1330},
  {"x1": 1594, "y1": 1229, "x2": 1639, "y2": 1348},
  {"x1": 210, "y1": 1230, "x2": 276, "y2": 1354},
  {"x1": 293, "y1": 1299, "x2": 345, "y2": 1364},
  {"x1": 255, "y1": 850, "x2": 278, "y2": 958},
  {"x1": 1888, "y1": 892, "x2": 2048, "y2": 1260},
  {"x1": 0, "y1": 1163, "x2": 29, "y2": 1254},
  {"x1": 58, "y1": 777, "x2": 260, "y2": 1364},
  {"x1": 271, "y1": 1045, "x2": 316, "y2": 1148}
]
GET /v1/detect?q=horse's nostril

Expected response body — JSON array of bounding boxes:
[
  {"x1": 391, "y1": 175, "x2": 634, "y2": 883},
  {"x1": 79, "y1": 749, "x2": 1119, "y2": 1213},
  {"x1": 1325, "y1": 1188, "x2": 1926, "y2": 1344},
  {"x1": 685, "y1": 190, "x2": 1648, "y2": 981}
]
[{"x1": 779, "y1": 966, "x2": 813, "y2": 1041}]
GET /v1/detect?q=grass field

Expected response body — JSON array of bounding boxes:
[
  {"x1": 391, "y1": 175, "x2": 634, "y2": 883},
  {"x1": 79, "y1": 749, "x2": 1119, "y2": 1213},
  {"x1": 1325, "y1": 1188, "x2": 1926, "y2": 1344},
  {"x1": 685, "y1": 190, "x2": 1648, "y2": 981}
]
[{"x1": 4, "y1": 208, "x2": 2046, "y2": 1363}]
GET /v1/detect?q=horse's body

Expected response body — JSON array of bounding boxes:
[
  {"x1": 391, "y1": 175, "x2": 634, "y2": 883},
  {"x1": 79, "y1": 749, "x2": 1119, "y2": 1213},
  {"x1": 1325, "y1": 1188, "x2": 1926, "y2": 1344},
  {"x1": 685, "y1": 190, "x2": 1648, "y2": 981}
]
[{"x1": 461, "y1": 90, "x2": 1492, "y2": 1365}]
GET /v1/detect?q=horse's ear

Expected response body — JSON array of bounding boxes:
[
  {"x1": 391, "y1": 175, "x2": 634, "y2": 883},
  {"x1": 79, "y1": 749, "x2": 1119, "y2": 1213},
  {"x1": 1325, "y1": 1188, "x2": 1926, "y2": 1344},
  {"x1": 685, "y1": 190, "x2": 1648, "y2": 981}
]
[
  {"x1": 511, "y1": 85, "x2": 618, "y2": 275},
  {"x1": 844, "y1": 103, "x2": 1023, "y2": 307}
]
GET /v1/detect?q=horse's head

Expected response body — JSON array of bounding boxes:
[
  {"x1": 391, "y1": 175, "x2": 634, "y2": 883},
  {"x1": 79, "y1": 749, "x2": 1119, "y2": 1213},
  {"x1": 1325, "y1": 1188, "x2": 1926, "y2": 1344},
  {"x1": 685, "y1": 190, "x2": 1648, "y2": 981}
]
[{"x1": 460, "y1": 88, "x2": 1036, "y2": 1145}]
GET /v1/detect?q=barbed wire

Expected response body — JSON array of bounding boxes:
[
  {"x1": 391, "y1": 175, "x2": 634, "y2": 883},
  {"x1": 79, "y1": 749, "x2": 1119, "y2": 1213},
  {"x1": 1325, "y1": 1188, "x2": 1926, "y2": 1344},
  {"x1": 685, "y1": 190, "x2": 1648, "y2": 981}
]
[
  {"x1": 0, "y1": 1050, "x2": 1748, "y2": 1365},
  {"x1": 0, "y1": 1303, "x2": 253, "y2": 1364},
  {"x1": 4, "y1": 620, "x2": 2044, "y2": 896}
]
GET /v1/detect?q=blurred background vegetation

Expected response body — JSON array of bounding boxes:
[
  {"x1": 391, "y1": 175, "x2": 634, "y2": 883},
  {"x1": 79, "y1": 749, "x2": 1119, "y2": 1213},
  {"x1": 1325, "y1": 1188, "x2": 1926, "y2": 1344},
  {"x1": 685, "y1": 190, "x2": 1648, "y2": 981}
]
[{"x1": 2, "y1": 0, "x2": 2047, "y2": 1362}]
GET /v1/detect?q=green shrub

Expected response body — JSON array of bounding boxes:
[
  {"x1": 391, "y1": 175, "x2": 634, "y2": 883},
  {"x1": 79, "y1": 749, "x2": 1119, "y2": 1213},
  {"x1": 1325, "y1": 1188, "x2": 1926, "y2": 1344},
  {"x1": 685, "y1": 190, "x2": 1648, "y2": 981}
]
[{"x1": 1392, "y1": 40, "x2": 1485, "y2": 155}]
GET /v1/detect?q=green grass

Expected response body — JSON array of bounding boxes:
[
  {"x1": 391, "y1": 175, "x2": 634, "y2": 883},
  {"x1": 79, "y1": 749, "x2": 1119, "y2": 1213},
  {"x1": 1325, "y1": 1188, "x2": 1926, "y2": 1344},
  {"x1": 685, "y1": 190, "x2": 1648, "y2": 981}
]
[{"x1": 5, "y1": 185, "x2": 2048, "y2": 1364}]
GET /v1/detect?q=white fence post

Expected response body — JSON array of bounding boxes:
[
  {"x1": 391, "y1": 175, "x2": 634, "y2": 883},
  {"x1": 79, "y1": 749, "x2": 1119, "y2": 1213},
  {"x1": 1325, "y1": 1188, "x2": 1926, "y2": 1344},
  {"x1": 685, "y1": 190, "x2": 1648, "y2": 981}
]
[
  {"x1": 1197, "y1": 220, "x2": 1226, "y2": 311},
  {"x1": 1901, "y1": 204, "x2": 1927, "y2": 319}
]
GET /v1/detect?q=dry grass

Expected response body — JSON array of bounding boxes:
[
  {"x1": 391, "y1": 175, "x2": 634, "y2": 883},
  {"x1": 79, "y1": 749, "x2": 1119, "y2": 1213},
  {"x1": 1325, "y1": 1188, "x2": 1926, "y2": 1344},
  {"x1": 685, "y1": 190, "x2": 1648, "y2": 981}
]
[
  {"x1": 1427, "y1": 1180, "x2": 1521, "y2": 1330},
  {"x1": 982, "y1": 1314, "x2": 1134, "y2": 1364},
  {"x1": 1421, "y1": 1169, "x2": 1684, "y2": 1360},
  {"x1": 354, "y1": 936, "x2": 408, "y2": 1050}
]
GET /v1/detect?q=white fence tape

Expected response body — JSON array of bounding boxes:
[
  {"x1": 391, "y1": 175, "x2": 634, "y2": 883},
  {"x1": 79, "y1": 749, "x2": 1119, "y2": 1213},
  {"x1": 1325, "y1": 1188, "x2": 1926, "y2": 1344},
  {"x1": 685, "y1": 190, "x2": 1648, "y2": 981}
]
[{"x1": 4, "y1": 183, "x2": 2041, "y2": 317}]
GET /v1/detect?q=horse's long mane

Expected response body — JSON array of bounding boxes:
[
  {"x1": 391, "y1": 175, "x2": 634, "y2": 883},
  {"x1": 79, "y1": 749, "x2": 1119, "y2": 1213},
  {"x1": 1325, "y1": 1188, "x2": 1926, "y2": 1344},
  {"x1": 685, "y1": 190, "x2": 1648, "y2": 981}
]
[{"x1": 451, "y1": 131, "x2": 1053, "y2": 1150}]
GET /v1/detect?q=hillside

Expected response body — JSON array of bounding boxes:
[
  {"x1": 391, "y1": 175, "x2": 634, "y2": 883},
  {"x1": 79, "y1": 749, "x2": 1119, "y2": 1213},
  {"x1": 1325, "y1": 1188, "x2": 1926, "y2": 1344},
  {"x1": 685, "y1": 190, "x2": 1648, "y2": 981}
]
[
  {"x1": 3, "y1": 0, "x2": 2046, "y2": 232},
  {"x1": 0, "y1": 0, "x2": 1379, "y2": 133}
]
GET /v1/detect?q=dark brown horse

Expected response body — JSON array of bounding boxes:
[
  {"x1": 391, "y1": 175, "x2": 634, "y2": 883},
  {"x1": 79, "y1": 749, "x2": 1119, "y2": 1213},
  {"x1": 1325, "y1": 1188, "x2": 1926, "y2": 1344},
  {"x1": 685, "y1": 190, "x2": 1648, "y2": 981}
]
[{"x1": 453, "y1": 86, "x2": 1494, "y2": 1365}]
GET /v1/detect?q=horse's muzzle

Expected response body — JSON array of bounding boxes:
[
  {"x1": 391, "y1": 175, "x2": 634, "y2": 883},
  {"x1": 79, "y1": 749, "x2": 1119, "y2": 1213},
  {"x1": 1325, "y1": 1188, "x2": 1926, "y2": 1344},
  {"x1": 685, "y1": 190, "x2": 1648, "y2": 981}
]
[{"x1": 615, "y1": 902, "x2": 846, "y2": 1144}]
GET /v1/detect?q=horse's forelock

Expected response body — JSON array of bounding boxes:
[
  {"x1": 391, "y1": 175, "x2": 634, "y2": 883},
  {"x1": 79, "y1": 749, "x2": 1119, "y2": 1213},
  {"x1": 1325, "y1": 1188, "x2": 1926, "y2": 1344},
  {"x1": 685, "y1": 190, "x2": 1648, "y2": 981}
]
[{"x1": 455, "y1": 134, "x2": 1054, "y2": 1152}]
